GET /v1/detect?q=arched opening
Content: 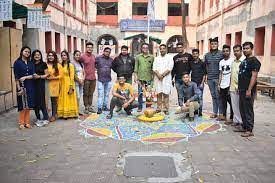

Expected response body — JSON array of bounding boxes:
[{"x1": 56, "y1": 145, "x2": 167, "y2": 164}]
[
  {"x1": 166, "y1": 35, "x2": 183, "y2": 53},
  {"x1": 131, "y1": 38, "x2": 153, "y2": 57},
  {"x1": 97, "y1": 34, "x2": 118, "y2": 56}
]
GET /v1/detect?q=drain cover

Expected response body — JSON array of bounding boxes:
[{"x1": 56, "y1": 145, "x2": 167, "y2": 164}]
[{"x1": 124, "y1": 156, "x2": 178, "y2": 178}]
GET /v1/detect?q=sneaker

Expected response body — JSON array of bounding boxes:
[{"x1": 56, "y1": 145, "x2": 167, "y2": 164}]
[
  {"x1": 164, "y1": 111, "x2": 169, "y2": 115},
  {"x1": 84, "y1": 108, "x2": 89, "y2": 114},
  {"x1": 198, "y1": 112, "x2": 203, "y2": 117},
  {"x1": 97, "y1": 108, "x2": 102, "y2": 114},
  {"x1": 103, "y1": 106, "x2": 109, "y2": 111},
  {"x1": 126, "y1": 111, "x2": 132, "y2": 115},
  {"x1": 42, "y1": 120, "x2": 49, "y2": 126},
  {"x1": 137, "y1": 108, "x2": 142, "y2": 112},
  {"x1": 241, "y1": 131, "x2": 254, "y2": 137},
  {"x1": 88, "y1": 107, "x2": 95, "y2": 113},
  {"x1": 210, "y1": 114, "x2": 217, "y2": 118},
  {"x1": 106, "y1": 114, "x2": 113, "y2": 119},
  {"x1": 35, "y1": 120, "x2": 44, "y2": 127},
  {"x1": 189, "y1": 117, "x2": 194, "y2": 122}
]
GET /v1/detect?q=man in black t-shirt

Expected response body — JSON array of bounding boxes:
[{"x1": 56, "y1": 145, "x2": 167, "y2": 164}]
[
  {"x1": 190, "y1": 49, "x2": 207, "y2": 116},
  {"x1": 172, "y1": 42, "x2": 193, "y2": 105},
  {"x1": 234, "y1": 42, "x2": 261, "y2": 137}
]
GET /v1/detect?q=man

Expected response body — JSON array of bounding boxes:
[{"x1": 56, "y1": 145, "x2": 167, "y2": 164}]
[
  {"x1": 152, "y1": 44, "x2": 174, "y2": 115},
  {"x1": 80, "y1": 42, "x2": 96, "y2": 114},
  {"x1": 235, "y1": 42, "x2": 261, "y2": 137},
  {"x1": 230, "y1": 45, "x2": 245, "y2": 127},
  {"x1": 112, "y1": 45, "x2": 135, "y2": 84},
  {"x1": 172, "y1": 42, "x2": 193, "y2": 105},
  {"x1": 190, "y1": 49, "x2": 207, "y2": 116},
  {"x1": 204, "y1": 37, "x2": 223, "y2": 118},
  {"x1": 134, "y1": 43, "x2": 154, "y2": 112},
  {"x1": 177, "y1": 73, "x2": 201, "y2": 121},
  {"x1": 95, "y1": 47, "x2": 113, "y2": 114},
  {"x1": 106, "y1": 76, "x2": 138, "y2": 119},
  {"x1": 218, "y1": 45, "x2": 234, "y2": 122}
]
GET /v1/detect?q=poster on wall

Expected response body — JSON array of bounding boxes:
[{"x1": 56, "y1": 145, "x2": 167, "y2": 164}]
[
  {"x1": 27, "y1": 4, "x2": 43, "y2": 29},
  {"x1": 98, "y1": 45, "x2": 116, "y2": 57},
  {"x1": 0, "y1": 0, "x2": 12, "y2": 21},
  {"x1": 40, "y1": 11, "x2": 51, "y2": 32}
]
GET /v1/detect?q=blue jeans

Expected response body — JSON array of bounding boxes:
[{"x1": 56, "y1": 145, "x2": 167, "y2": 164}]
[
  {"x1": 175, "y1": 78, "x2": 183, "y2": 106},
  {"x1": 97, "y1": 81, "x2": 112, "y2": 109},
  {"x1": 138, "y1": 80, "x2": 151, "y2": 109},
  {"x1": 198, "y1": 84, "x2": 204, "y2": 113},
  {"x1": 207, "y1": 79, "x2": 220, "y2": 115}
]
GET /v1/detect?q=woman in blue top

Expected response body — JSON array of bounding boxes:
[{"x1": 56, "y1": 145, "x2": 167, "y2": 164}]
[{"x1": 13, "y1": 46, "x2": 37, "y2": 129}]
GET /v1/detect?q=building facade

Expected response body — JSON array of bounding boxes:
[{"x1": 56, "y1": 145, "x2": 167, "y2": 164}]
[
  {"x1": 87, "y1": 0, "x2": 197, "y2": 56},
  {"x1": 196, "y1": 0, "x2": 275, "y2": 76}
]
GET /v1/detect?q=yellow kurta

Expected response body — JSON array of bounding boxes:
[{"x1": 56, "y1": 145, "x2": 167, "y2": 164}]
[
  {"x1": 47, "y1": 63, "x2": 62, "y2": 97},
  {"x1": 57, "y1": 63, "x2": 78, "y2": 118}
]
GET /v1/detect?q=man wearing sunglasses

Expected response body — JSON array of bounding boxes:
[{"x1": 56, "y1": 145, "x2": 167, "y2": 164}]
[{"x1": 95, "y1": 47, "x2": 113, "y2": 114}]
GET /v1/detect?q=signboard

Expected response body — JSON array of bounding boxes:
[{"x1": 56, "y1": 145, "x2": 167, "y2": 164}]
[
  {"x1": 41, "y1": 11, "x2": 51, "y2": 32},
  {"x1": 98, "y1": 45, "x2": 116, "y2": 57},
  {"x1": 0, "y1": 0, "x2": 12, "y2": 21},
  {"x1": 120, "y1": 19, "x2": 165, "y2": 32}
]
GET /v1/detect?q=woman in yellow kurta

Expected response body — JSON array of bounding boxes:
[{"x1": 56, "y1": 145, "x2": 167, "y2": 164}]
[
  {"x1": 57, "y1": 50, "x2": 78, "y2": 119},
  {"x1": 47, "y1": 51, "x2": 62, "y2": 122}
]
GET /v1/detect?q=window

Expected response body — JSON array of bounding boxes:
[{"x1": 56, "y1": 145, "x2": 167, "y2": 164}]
[
  {"x1": 255, "y1": 27, "x2": 265, "y2": 56},
  {"x1": 97, "y1": 2, "x2": 118, "y2": 15},
  {"x1": 202, "y1": 0, "x2": 205, "y2": 13},
  {"x1": 132, "y1": 3, "x2": 147, "y2": 15},
  {"x1": 55, "y1": 32, "x2": 61, "y2": 53},
  {"x1": 200, "y1": 40, "x2": 204, "y2": 53},
  {"x1": 210, "y1": 0, "x2": 213, "y2": 8},
  {"x1": 198, "y1": 0, "x2": 201, "y2": 16},
  {"x1": 271, "y1": 25, "x2": 275, "y2": 56},
  {"x1": 81, "y1": 39, "x2": 84, "y2": 53},
  {"x1": 168, "y1": 3, "x2": 189, "y2": 16},
  {"x1": 73, "y1": 0, "x2": 76, "y2": 12},
  {"x1": 45, "y1": 32, "x2": 52, "y2": 52},
  {"x1": 67, "y1": 35, "x2": 72, "y2": 53},
  {"x1": 73, "y1": 37, "x2": 77, "y2": 50},
  {"x1": 235, "y1": 31, "x2": 242, "y2": 45},
  {"x1": 226, "y1": 34, "x2": 231, "y2": 46}
]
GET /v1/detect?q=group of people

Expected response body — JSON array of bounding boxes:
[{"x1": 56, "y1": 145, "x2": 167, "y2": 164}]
[{"x1": 14, "y1": 37, "x2": 261, "y2": 137}]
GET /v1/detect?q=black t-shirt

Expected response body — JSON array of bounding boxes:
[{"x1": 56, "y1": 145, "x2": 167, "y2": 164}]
[
  {"x1": 190, "y1": 59, "x2": 207, "y2": 85},
  {"x1": 238, "y1": 56, "x2": 261, "y2": 92},
  {"x1": 172, "y1": 52, "x2": 193, "y2": 79},
  {"x1": 34, "y1": 61, "x2": 48, "y2": 75}
]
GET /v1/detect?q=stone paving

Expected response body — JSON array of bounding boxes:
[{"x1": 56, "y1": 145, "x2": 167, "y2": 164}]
[{"x1": 0, "y1": 86, "x2": 275, "y2": 183}]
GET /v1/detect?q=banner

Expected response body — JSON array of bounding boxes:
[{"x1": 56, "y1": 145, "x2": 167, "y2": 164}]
[
  {"x1": 27, "y1": 4, "x2": 43, "y2": 29},
  {"x1": 0, "y1": 0, "x2": 12, "y2": 21},
  {"x1": 41, "y1": 11, "x2": 51, "y2": 32},
  {"x1": 147, "y1": 0, "x2": 155, "y2": 21}
]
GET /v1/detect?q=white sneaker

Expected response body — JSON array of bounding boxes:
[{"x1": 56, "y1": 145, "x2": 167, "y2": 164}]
[
  {"x1": 42, "y1": 120, "x2": 49, "y2": 126},
  {"x1": 35, "y1": 120, "x2": 44, "y2": 127}
]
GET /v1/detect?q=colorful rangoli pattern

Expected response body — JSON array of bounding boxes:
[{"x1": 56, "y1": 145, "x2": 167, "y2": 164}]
[{"x1": 79, "y1": 110, "x2": 224, "y2": 144}]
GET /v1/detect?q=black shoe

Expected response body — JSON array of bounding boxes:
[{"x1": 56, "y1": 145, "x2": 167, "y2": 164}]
[
  {"x1": 198, "y1": 112, "x2": 203, "y2": 117},
  {"x1": 126, "y1": 111, "x2": 132, "y2": 115},
  {"x1": 97, "y1": 108, "x2": 102, "y2": 114},
  {"x1": 106, "y1": 114, "x2": 112, "y2": 119},
  {"x1": 189, "y1": 117, "x2": 194, "y2": 121},
  {"x1": 103, "y1": 106, "x2": 109, "y2": 111}
]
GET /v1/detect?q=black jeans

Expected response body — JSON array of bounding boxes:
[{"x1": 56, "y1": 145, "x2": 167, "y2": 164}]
[
  {"x1": 109, "y1": 97, "x2": 138, "y2": 115},
  {"x1": 50, "y1": 97, "x2": 58, "y2": 117},
  {"x1": 239, "y1": 91, "x2": 255, "y2": 132},
  {"x1": 219, "y1": 87, "x2": 233, "y2": 119}
]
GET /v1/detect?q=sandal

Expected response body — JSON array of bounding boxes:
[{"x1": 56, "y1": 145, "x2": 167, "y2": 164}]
[
  {"x1": 24, "y1": 124, "x2": 32, "y2": 129},
  {"x1": 106, "y1": 114, "x2": 113, "y2": 119},
  {"x1": 18, "y1": 124, "x2": 25, "y2": 130}
]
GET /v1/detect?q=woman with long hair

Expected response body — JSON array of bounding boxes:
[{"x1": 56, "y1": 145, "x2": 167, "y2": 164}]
[
  {"x1": 32, "y1": 50, "x2": 49, "y2": 127},
  {"x1": 47, "y1": 50, "x2": 62, "y2": 122},
  {"x1": 13, "y1": 46, "x2": 36, "y2": 129},
  {"x1": 72, "y1": 50, "x2": 85, "y2": 115},
  {"x1": 57, "y1": 50, "x2": 78, "y2": 118}
]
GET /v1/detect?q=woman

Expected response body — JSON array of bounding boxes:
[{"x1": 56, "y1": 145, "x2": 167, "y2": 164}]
[
  {"x1": 32, "y1": 50, "x2": 49, "y2": 127},
  {"x1": 13, "y1": 46, "x2": 36, "y2": 129},
  {"x1": 57, "y1": 50, "x2": 78, "y2": 119},
  {"x1": 72, "y1": 50, "x2": 85, "y2": 115},
  {"x1": 47, "y1": 51, "x2": 62, "y2": 122}
]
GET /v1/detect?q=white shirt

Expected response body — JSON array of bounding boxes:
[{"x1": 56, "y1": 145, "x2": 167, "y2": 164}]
[
  {"x1": 219, "y1": 57, "x2": 234, "y2": 89},
  {"x1": 152, "y1": 54, "x2": 174, "y2": 94}
]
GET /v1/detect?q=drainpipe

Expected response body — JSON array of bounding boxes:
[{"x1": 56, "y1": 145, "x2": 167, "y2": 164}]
[{"x1": 220, "y1": 0, "x2": 224, "y2": 47}]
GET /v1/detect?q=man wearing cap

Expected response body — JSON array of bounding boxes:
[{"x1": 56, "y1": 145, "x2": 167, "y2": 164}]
[{"x1": 204, "y1": 37, "x2": 223, "y2": 118}]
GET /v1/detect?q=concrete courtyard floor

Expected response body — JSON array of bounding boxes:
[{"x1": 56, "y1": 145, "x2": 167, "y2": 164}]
[{"x1": 0, "y1": 87, "x2": 275, "y2": 183}]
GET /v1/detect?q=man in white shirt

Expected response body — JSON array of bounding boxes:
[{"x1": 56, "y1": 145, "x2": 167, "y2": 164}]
[
  {"x1": 217, "y1": 45, "x2": 234, "y2": 121},
  {"x1": 229, "y1": 44, "x2": 245, "y2": 126},
  {"x1": 153, "y1": 44, "x2": 174, "y2": 115}
]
